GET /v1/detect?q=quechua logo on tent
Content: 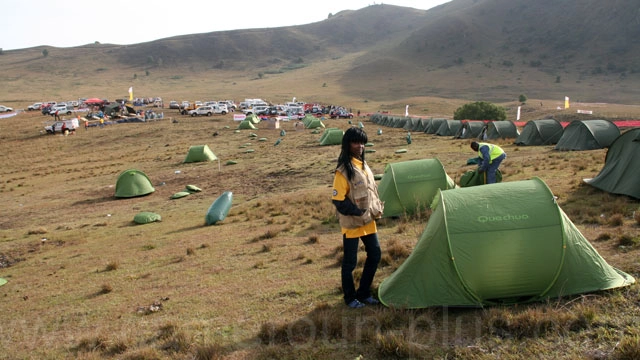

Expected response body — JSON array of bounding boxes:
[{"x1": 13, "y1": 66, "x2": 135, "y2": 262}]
[{"x1": 477, "y1": 214, "x2": 530, "y2": 223}]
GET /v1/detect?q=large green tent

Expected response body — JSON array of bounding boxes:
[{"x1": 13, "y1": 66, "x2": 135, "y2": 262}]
[
  {"x1": 183, "y1": 145, "x2": 218, "y2": 163},
  {"x1": 115, "y1": 169, "x2": 155, "y2": 198},
  {"x1": 555, "y1": 119, "x2": 620, "y2": 151},
  {"x1": 378, "y1": 158, "x2": 456, "y2": 218},
  {"x1": 480, "y1": 121, "x2": 519, "y2": 140},
  {"x1": 515, "y1": 119, "x2": 564, "y2": 146},
  {"x1": 584, "y1": 128, "x2": 640, "y2": 199},
  {"x1": 378, "y1": 177, "x2": 635, "y2": 308}
]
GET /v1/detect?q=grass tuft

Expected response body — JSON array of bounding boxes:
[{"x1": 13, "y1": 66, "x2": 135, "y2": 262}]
[
  {"x1": 608, "y1": 214, "x2": 625, "y2": 226},
  {"x1": 104, "y1": 261, "x2": 119, "y2": 271}
]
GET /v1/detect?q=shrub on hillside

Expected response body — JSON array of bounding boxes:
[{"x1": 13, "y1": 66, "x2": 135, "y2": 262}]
[{"x1": 453, "y1": 101, "x2": 507, "y2": 121}]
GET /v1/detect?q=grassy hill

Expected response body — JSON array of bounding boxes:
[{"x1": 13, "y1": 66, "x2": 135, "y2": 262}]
[{"x1": 1, "y1": 0, "x2": 640, "y2": 110}]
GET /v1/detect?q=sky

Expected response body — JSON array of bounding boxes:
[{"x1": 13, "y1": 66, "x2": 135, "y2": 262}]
[{"x1": 1, "y1": 0, "x2": 451, "y2": 51}]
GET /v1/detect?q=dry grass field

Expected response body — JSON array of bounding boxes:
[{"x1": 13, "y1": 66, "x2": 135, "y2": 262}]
[{"x1": 0, "y1": 101, "x2": 638, "y2": 359}]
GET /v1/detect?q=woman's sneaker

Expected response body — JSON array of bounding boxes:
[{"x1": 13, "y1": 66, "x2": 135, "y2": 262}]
[
  {"x1": 347, "y1": 299, "x2": 365, "y2": 308},
  {"x1": 360, "y1": 296, "x2": 380, "y2": 305}
]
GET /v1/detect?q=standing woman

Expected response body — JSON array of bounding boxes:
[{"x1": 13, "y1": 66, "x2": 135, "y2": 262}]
[{"x1": 331, "y1": 127, "x2": 384, "y2": 308}]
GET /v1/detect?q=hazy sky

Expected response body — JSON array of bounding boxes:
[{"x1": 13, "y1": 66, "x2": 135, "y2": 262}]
[{"x1": 1, "y1": 0, "x2": 451, "y2": 50}]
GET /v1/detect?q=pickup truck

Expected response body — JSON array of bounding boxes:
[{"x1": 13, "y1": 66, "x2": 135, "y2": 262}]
[{"x1": 45, "y1": 119, "x2": 79, "y2": 134}]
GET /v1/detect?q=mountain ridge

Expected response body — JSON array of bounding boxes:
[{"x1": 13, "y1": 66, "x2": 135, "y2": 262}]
[{"x1": 1, "y1": 0, "x2": 639, "y2": 105}]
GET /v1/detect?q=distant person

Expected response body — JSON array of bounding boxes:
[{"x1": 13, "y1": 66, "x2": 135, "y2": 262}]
[
  {"x1": 54, "y1": 110, "x2": 61, "y2": 121},
  {"x1": 332, "y1": 127, "x2": 384, "y2": 308},
  {"x1": 470, "y1": 141, "x2": 506, "y2": 184}
]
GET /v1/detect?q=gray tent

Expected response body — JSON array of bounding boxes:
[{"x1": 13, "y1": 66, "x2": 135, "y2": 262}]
[
  {"x1": 584, "y1": 128, "x2": 640, "y2": 199},
  {"x1": 424, "y1": 118, "x2": 447, "y2": 134},
  {"x1": 454, "y1": 121, "x2": 485, "y2": 139},
  {"x1": 435, "y1": 120, "x2": 463, "y2": 136},
  {"x1": 555, "y1": 120, "x2": 620, "y2": 151},
  {"x1": 515, "y1": 119, "x2": 564, "y2": 146}
]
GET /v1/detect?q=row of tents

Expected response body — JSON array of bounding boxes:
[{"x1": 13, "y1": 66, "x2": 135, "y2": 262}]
[
  {"x1": 370, "y1": 114, "x2": 625, "y2": 151},
  {"x1": 237, "y1": 113, "x2": 325, "y2": 130}
]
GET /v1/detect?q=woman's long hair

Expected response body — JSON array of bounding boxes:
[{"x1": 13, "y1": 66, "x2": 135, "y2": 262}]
[{"x1": 337, "y1": 127, "x2": 368, "y2": 181}]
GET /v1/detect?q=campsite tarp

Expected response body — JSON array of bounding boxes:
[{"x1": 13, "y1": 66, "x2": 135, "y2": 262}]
[
  {"x1": 515, "y1": 119, "x2": 564, "y2": 146},
  {"x1": 584, "y1": 128, "x2": 640, "y2": 199},
  {"x1": 555, "y1": 120, "x2": 620, "y2": 151},
  {"x1": 435, "y1": 120, "x2": 463, "y2": 136},
  {"x1": 378, "y1": 177, "x2": 635, "y2": 308},
  {"x1": 183, "y1": 145, "x2": 218, "y2": 163},
  {"x1": 378, "y1": 158, "x2": 456, "y2": 218},
  {"x1": 115, "y1": 169, "x2": 155, "y2": 198},
  {"x1": 454, "y1": 121, "x2": 485, "y2": 139}
]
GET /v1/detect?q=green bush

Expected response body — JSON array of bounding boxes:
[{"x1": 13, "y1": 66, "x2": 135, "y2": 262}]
[{"x1": 453, "y1": 101, "x2": 507, "y2": 120}]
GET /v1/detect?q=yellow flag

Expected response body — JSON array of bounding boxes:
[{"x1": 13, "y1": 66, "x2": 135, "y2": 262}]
[
  {"x1": 564, "y1": 96, "x2": 570, "y2": 109},
  {"x1": 128, "y1": 87, "x2": 133, "y2": 101}
]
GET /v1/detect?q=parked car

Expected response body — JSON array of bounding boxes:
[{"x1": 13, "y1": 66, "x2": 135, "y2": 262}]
[
  {"x1": 188, "y1": 106, "x2": 215, "y2": 116},
  {"x1": 330, "y1": 110, "x2": 354, "y2": 119},
  {"x1": 243, "y1": 105, "x2": 268, "y2": 115},
  {"x1": 169, "y1": 101, "x2": 180, "y2": 109},
  {"x1": 28, "y1": 103, "x2": 43, "y2": 111},
  {"x1": 0, "y1": 105, "x2": 14, "y2": 112},
  {"x1": 44, "y1": 119, "x2": 79, "y2": 134},
  {"x1": 219, "y1": 100, "x2": 236, "y2": 110},
  {"x1": 48, "y1": 104, "x2": 74, "y2": 116}
]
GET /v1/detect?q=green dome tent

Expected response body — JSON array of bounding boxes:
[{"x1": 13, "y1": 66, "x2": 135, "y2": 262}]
[
  {"x1": 555, "y1": 120, "x2": 620, "y2": 151},
  {"x1": 378, "y1": 177, "x2": 635, "y2": 309},
  {"x1": 319, "y1": 128, "x2": 343, "y2": 146},
  {"x1": 435, "y1": 120, "x2": 463, "y2": 136},
  {"x1": 245, "y1": 113, "x2": 262, "y2": 124},
  {"x1": 454, "y1": 121, "x2": 485, "y2": 139},
  {"x1": 237, "y1": 120, "x2": 257, "y2": 129},
  {"x1": 378, "y1": 158, "x2": 456, "y2": 218},
  {"x1": 424, "y1": 118, "x2": 447, "y2": 134},
  {"x1": 515, "y1": 119, "x2": 564, "y2": 146},
  {"x1": 403, "y1": 117, "x2": 422, "y2": 131},
  {"x1": 115, "y1": 169, "x2": 155, "y2": 198},
  {"x1": 183, "y1": 145, "x2": 218, "y2": 163},
  {"x1": 302, "y1": 115, "x2": 325, "y2": 129},
  {"x1": 481, "y1": 120, "x2": 519, "y2": 140},
  {"x1": 584, "y1": 128, "x2": 640, "y2": 199}
]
